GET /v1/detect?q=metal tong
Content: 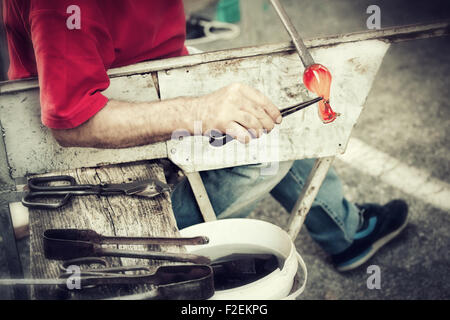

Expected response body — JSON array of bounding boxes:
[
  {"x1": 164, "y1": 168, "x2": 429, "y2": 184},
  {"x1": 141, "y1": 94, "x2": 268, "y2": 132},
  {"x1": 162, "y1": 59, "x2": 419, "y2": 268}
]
[
  {"x1": 209, "y1": 96, "x2": 323, "y2": 146},
  {"x1": 43, "y1": 229, "x2": 211, "y2": 264},
  {"x1": 60, "y1": 258, "x2": 214, "y2": 300},
  {"x1": 0, "y1": 257, "x2": 215, "y2": 300},
  {"x1": 104, "y1": 263, "x2": 215, "y2": 300},
  {"x1": 22, "y1": 175, "x2": 172, "y2": 209}
]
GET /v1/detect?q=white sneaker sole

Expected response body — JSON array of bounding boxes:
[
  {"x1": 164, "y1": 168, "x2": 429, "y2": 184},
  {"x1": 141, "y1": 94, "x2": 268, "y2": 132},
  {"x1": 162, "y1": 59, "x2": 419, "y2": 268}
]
[{"x1": 336, "y1": 218, "x2": 409, "y2": 272}]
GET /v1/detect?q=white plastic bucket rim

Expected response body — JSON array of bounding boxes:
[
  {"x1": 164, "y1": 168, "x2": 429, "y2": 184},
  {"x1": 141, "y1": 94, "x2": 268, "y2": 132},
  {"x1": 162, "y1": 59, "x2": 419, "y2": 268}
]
[{"x1": 180, "y1": 218, "x2": 307, "y2": 300}]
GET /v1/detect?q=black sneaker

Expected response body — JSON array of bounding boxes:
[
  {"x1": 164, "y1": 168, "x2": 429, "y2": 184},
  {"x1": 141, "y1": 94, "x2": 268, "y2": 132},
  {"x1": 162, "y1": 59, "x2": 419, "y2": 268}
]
[{"x1": 332, "y1": 199, "x2": 409, "y2": 272}]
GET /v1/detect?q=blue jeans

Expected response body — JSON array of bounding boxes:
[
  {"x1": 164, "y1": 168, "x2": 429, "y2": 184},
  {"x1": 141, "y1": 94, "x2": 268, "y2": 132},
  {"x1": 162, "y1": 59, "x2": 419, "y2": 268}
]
[{"x1": 171, "y1": 159, "x2": 360, "y2": 255}]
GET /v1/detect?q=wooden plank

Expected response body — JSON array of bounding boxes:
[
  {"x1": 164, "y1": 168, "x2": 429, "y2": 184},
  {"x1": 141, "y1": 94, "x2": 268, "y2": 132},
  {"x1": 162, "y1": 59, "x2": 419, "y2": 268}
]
[
  {"x1": 287, "y1": 156, "x2": 335, "y2": 240},
  {"x1": 0, "y1": 78, "x2": 38, "y2": 95},
  {"x1": 29, "y1": 161, "x2": 182, "y2": 299},
  {"x1": 163, "y1": 39, "x2": 390, "y2": 172},
  {"x1": 9, "y1": 202, "x2": 29, "y2": 240},
  {"x1": 0, "y1": 121, "x2": 14, "y2": 190},
  {"x1": 0, "y1": 191, "x2": 27, "y2": 299},
  {"x1": 1, "y1": 22, "x2": 447, "y2": 94},
  {"x1": 0, "y1": 74, "x2": 166, "y2": 179}
]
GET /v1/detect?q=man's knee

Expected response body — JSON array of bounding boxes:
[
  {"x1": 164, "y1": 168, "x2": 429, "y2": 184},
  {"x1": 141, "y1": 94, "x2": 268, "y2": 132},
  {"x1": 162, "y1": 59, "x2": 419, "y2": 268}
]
[{"x1": 229, "y1": 161, "x2": 294, "y2": 184}]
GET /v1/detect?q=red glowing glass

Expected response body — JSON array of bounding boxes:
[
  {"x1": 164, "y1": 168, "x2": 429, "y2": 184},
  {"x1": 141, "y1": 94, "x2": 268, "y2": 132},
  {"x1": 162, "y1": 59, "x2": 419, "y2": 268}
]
[{"x1": 303, "y1": 64, "x2": 338, "y2": 123}]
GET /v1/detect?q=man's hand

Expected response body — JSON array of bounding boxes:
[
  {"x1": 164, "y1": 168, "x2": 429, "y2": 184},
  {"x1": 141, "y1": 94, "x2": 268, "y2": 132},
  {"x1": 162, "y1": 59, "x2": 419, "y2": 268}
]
[
  {"x1": 194, "y1": 83, "x2": 282, "y2": 143},
  {"x1": 51, "y1": 83, "x2": 281, "y2": 149}
]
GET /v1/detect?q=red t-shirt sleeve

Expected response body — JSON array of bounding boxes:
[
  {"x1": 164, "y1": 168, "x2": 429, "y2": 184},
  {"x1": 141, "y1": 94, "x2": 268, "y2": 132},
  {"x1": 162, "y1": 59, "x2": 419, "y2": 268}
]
[{"x1": 29, "y1": 1, "x2": 114, "y2": 129}]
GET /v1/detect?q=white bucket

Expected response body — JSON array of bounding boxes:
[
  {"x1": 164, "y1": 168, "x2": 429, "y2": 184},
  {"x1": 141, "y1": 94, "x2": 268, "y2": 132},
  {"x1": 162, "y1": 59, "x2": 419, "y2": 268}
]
[{"x1": 180, "y1": 218, "x2": 307, "y2": 300}]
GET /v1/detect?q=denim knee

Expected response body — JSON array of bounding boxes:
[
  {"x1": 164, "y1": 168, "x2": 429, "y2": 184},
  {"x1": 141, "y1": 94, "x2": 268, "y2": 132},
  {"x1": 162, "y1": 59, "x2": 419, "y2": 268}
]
[
  {"x1": 172, "y1": 161, "x2": 295, "y2": 228},
  {"x1": 211, "y1": 161, "x2": 294, "y2": 219}
]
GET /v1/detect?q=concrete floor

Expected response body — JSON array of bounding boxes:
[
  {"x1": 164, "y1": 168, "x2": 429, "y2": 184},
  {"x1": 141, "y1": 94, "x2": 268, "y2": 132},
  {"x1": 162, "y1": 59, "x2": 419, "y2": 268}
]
[
  {"x1": 194, "y1": 0, "x2": 450, "y2": 299},
  {"x1": 1, "y1": 0, "x2": 448, "y2": 299}
]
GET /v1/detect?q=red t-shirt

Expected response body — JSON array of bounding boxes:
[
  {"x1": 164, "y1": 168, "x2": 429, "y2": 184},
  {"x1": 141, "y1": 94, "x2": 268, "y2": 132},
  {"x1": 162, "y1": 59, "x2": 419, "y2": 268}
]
[{"x1": 3, "y1": 0, "x2": 188, "y2": 129}]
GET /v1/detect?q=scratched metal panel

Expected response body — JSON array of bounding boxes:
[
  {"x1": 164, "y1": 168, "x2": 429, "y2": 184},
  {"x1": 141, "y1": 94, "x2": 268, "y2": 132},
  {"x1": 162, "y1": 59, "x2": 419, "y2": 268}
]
[
  {"x1": 0, "y1": 73, "x2": 166, "y2": 178},
  {"x1": 161, "y1": 40, "x2": 390, "y2": 172}
]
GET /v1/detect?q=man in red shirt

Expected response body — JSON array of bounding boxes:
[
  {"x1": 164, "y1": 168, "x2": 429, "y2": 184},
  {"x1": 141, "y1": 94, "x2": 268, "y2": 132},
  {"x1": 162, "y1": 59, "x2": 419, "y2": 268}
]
[
  {"x1": 4, "y1": 0, "x2": 280, "y2": 146},
  {"x1": 3, "y1": 0, "x2": 408, "y2": 272}
]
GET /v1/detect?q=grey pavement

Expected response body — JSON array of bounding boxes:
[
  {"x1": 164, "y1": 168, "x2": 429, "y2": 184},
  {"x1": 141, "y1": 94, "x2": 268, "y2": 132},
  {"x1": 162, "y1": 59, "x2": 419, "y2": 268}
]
[
  {"x1": 0, "y1": 0, "x2": 449, "y2": 300},
  {"x1": 195, "y1": 0, "x2": 450, "y2": 300}
]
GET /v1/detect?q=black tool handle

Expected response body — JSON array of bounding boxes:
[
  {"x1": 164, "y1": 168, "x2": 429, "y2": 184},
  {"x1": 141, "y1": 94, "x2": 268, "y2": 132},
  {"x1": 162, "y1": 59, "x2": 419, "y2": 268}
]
[
  {"x1": 280, "y1": 96, "x2": 323, "y2": 117},
  {"x1": 208, "y1": 129, "x2": 234, "y2": 147},
  {"x1": 22, "y1": 192, "x2": 72, "y2": 209},
  {"x1": 22, "y1": 175, "x2": 104, "y2": 209},
  {"x1": 27, "y1": 175, "x2": 76, "y2": 191},
  {"x1": 27, "y1": 175, "x2": 102, "y2": 192}
]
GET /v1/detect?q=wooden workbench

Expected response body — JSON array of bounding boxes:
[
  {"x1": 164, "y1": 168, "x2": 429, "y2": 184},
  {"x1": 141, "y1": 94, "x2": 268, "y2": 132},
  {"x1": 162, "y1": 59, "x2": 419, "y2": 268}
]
[{"x1": 29, "y1": 160, "x2": 182, "y2": 299}]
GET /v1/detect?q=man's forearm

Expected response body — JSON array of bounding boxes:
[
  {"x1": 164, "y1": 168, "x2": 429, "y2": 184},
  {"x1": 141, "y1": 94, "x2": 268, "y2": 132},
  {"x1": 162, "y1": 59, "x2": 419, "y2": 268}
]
[
  {"x1": 51, "y1": 83, "x2": 282, "y2": 149},
  {"x1": 51, "y1": 97, "x2": 197, "y2": 148}
]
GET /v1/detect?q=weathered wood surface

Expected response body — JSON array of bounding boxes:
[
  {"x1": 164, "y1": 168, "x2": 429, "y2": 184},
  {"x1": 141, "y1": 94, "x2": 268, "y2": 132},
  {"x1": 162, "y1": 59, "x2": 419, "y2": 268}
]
[
  {"x1": 0, "y1": 74, "x2": 166, "y2": 179},
  {"x1": 29, "y1": 161, "x2": 182, "y2": 299},
  {"x1": 1, "y1": 21, "x2": 445, "y2": 94},
  {"x1": 165, "y1": 39, "x2": 390, "y2": 172}
]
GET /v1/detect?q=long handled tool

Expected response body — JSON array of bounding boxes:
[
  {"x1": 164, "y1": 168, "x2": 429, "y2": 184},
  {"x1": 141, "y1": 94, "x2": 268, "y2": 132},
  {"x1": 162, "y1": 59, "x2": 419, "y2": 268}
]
[
  {"x1": 268, "y1": 0, "x2": 341, "y2": 241},
  {"x1": 43, "y1": 229, "x2": 211, "y2": 264},
  {"x1": 44, "y1": 229, "x2": 209, "y2": 246},
  {"x1": 269, "y1": 0, "x2": 315, "y2": 67},
  {"x1": 106, "y1": 264, "x2": 215, "y2": 300},
  {"x1": 0, "y1": 254, "x2": 282, "y2": 299},
  {"x1": 270, "y1": 0, "x2": 338, "y2": 123},
  {"x1": 22, "y1": 175, "x2": 172, "y2": 209},
  {"x1": 0, "y1": 257, "x2": 215, "y2": 300}
]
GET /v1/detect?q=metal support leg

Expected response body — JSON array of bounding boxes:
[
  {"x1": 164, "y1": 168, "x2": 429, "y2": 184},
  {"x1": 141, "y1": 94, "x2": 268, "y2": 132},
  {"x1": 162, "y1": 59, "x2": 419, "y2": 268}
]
[
  {"x1": 185, "y1": 171, "x2": 217, "y2": 222},
  {"x1": 0, "y1": 191, "x2": 28, "y2": 299},
  {"x1": 287, "y1": 156, "x2": 335, "y2": 240}
]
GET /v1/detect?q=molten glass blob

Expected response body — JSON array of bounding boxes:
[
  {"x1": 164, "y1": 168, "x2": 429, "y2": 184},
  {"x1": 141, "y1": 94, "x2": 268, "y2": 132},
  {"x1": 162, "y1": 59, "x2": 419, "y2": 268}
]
[{"x1": 303, "y1": 64, "x2": 338, "y2": 123}]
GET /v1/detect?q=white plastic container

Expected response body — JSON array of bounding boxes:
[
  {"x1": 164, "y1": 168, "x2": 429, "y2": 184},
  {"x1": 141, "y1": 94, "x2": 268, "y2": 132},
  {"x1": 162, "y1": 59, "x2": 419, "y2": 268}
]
[{"x1": 180, "y1": 218, "x2": 307, "y2": 300}]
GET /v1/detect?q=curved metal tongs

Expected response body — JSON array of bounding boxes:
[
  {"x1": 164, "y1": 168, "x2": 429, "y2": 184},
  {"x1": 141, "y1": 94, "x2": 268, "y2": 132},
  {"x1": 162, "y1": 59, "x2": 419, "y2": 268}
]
[
  {"x1": 43, "y1": 229, "x2": 211, "y2": 264},
  {"x1": 0, "y1": 257, "x2": 215, "y2": 300},
  {"x1": 103, "y1": 264, "x2": 215, "y2": 300},
  {"x1": 58, "y1": 258, "x2": 215, "y2": 300},
  {"x1": 22, "y1": 175, "x2": 172, "y2": 209}
]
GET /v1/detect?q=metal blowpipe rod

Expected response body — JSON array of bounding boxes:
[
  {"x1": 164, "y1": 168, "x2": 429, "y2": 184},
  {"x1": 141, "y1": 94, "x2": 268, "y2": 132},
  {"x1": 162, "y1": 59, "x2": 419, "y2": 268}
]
[{"x1": 269, "y1": 0, "x2": 315, "y2": 67}]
